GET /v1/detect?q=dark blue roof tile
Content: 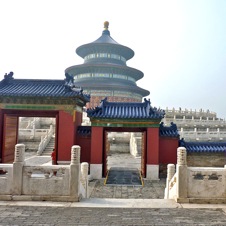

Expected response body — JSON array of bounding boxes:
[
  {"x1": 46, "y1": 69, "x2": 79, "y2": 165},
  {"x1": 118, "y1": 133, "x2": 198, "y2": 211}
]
[
  {"x1": 77, "y1": 126, "x2": 91, "y2": 136},
  {"x1": 159, "y1": 122, "x2": 180, "y2": 137},
  {"x1": 87, "y1": 98, "x2": 165, "y2": 120},
  {"x1": 179, "y1": 138, "x2": 226, "y2": 153},
  {"x1": 0, "y1": 72, "x2": 90, "y2": 101}
]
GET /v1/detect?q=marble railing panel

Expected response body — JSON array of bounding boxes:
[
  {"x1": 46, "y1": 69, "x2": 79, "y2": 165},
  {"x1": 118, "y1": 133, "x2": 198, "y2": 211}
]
[
  {"x1": 0, "y1": 165, "x2": 13, "y2": 194},
  {"x1": 22, "y1": 165, "x2": 70, "y2": 196},
  {"x1": 187, "y1": 167, "x2": 226, "y2": 198}
]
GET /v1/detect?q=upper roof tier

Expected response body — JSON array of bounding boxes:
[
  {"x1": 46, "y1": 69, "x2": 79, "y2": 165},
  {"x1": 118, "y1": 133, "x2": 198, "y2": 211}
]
[{"x1": 76, "y1": 21, "x2": 134, "y2": 60}]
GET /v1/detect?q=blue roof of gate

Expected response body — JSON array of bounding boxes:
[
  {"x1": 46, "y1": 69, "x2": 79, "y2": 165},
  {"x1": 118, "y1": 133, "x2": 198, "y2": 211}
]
[
  {"x1": 179, "y1": 138, "x2": 226, "y2": 153},
  {"x1": 87, "y1": 98, "x2": 165, "y2": 119},
  {"x1": 0, "y1": 72, "x2": 90, "y2": 101},
  {"x1": 159, "y1": 122, "x2": 180, "y2": 137},
  {"x1": 77, "y1": 126, "x2": 91, "y2": 136}
]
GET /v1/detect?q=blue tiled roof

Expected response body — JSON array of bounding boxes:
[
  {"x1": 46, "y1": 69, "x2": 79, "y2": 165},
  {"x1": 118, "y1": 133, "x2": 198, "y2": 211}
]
[
  {"x1": 0, "y1": 72, "x2": 90, "y2": 101},
  {"x1": 159, "y1": 122, "x2": 180, "y2": 137},
  {"x1": 179, "y1": 138, "x2": 226, "y2": 153},
  {"x1": 93, "y1": 29, "x2": 119, "y2": 44},
  {"x1": 87, "y1": 98, "x2": 165, "y2": 120},
  {"x1": 77, "y1": 126, "x2": 91, "y2": 136}
]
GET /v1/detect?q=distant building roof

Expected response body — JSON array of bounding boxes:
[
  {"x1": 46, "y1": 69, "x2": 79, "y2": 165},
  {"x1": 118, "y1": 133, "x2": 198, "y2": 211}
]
[
  {"x1": 159, "y1": 122, "x2": 180, "y2": 138},
  {"x1": 76, "y1": 21, "x2": 134, "y2": 60},
  {"x1": 77, "y1": 126, "x2": 91, "y2": 136},
  {"x1": 179, "y1": 138, "x2": 226, "y2": 153},
  {"x1": 87, "y1": 98, "x2": 165, "y2": 120},
  {"x1": 0, "y1": 72, "x2": 90, "y2": 101}
]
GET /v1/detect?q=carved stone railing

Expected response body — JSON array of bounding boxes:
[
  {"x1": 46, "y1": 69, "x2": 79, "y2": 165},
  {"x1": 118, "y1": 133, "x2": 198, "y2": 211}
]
[
  {"x1": 19, "y1": 128, "x2": 50, "y2": 140},
  {"x1": 80, "y1": 162, "x2": 89, "y2": 198},
  {"x1": 165, "y1": 147, "x2": 226, "y2": 203},
  {"x1": 37, "y1": 125, "x2": 54, "y2": 155},
  {"x1": 164, "y1": 164, "x2": 176, "y2": 199},
  {"x1": 164, "y1": 107, "x2": 217, "y2": 117},
  {"x1": 0, "y1": 144, "x2": 89, "y2": 201},
  {"x1": 26, "y1": 117, "x2": 40, "y2": 129},
  {"x1": 130, "y1": 133, "x2": 141, "y2": 157}
]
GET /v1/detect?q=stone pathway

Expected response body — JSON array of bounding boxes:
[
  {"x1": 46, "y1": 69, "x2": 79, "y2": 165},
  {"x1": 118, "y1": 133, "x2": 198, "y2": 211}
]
[
  {"x1": 89, "y1": 178, "x2": 166, "y2": 199},
  {"x1": 0, "y1": 205, "x2": 226, "y2": 225},
  {"x1": 105, "y1": 167, "x2": 142, "y2": 186},
  {"x1": 107, "y1": 153, "x2": 141, "y2": 170},
  {"x1": 25, "y1": 151, "x2": 52, "y2": 166}
]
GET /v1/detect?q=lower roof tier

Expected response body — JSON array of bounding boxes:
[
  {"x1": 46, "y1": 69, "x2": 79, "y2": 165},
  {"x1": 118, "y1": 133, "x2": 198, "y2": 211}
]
[
  {"x1": 75, "y1": 78, "x2": 150, "y2": 98},
  {"x1": 65, "y1": 64, "x2": 144, "y2": 81}
]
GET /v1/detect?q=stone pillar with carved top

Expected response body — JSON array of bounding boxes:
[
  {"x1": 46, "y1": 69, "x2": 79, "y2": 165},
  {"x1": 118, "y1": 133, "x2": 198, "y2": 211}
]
[
  {"x1": 176, "y1": 147, "x2": 188, "y2": 201},
  {"x1": 164, "y1": 164, "x2": 175, "y2": 199},
  {"x1": 81, "y1": 162, "x2": 89, "y2": 198},
  {"x1": 13, "y1": 144, "x2": 25, "y2": 195},
  {"x1": 69, "y1": 145, "x2": 81, "y2": 200}
]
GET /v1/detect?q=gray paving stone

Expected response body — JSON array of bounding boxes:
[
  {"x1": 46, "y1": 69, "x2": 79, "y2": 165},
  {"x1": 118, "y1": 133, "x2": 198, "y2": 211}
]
[{"x1": 0, "y1": 206, "x2": 226, "y2": 225}]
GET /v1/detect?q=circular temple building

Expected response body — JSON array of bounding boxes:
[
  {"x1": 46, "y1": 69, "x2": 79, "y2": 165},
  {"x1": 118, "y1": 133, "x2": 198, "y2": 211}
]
[{"x1": 65, "y1": 21, "x2": 150, "y2": 108}]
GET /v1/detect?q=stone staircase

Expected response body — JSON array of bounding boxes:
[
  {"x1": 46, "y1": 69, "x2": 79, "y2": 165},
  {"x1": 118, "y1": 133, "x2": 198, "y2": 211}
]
[{"x1": 41, "y1": 136, "x2": 55, "y2": 156}]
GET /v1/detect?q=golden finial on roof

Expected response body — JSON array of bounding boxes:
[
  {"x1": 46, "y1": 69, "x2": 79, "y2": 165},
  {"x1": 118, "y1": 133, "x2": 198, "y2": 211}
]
[{"x1": 104, "y1": 21, "x2": 109, "y2": 30}]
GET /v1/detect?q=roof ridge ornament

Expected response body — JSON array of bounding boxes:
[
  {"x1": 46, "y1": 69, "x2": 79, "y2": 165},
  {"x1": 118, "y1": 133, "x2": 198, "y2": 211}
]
[
  {"x1": 102, "y1": 21, "x2": 110, "y2": 36},
  {"x1": 4, "y1": 71, "x2": 14, "y2": 80},
  {"x1": 104, "y1": 21, "x2": 109, "y2": 30},
  {"x1": 2, "y1": 71, "x2": 14, "y2": 84}
]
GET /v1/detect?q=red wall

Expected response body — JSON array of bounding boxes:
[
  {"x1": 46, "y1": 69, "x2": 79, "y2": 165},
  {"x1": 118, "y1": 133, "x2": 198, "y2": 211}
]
[
  {"x1": 90, "y1": 127, "x2": 103, "y2": 164},
  {"x1": 147, "y1": 127, "x2": 159, "y2": 164},
  {"x1": 74, "y1": 111, "x2": 82, "y2": 144},
  {"x1": 57, "y1": 110, "x2": 75, "y2": 161},
  {"x1": 0, "y1": 110, "x2": 3, "y2": 162},
  {"x1": 159, "y1": 137, "x2": 179, "y2": 164},
  {"x1": 77, "y1": 135, "x2": 91, "y2": 163}
]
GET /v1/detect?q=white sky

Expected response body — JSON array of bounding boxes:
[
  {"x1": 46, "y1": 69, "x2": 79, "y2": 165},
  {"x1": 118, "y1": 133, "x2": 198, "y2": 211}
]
[{"x1": 1, "y1": 0, "x2": 226, "y2": 118}]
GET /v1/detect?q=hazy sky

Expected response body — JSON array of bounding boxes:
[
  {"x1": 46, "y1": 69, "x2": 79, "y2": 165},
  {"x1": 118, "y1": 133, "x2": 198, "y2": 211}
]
[{"x1": 1, "y1": 0, "x2": 226, "y2": 118}]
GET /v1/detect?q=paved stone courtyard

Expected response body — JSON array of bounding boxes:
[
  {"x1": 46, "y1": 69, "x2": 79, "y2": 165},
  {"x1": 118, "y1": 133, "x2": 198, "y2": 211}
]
[
  {"x1": 0, "y1": 205, "x2": 226, "y2": 225},
  {"x1": 89, "y1": 178, "x2": 166, "y2": 199}
]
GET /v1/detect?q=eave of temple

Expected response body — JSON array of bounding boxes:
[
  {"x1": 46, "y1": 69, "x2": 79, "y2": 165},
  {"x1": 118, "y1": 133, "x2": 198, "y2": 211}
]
[
  {"x1": 74, "y1": 80, "x2": 150, "y2": 97},
  {"x1": 76, "y1": 43, "x2": 134, "y2": 61},
  {"x1": 65, "y1": 63, "x2": 144, "y2": 81},
  {"x1": 76, "y1": 21, "x2": 134, "y2": 60}
]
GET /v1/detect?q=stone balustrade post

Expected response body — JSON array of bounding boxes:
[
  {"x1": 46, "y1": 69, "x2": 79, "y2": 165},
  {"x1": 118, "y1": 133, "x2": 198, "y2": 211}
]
[
  {"x1": 70, "y1": 145, "x2": 81, "y2": 199},
  {"x1": 164, "y1": 164, "x2": 175, "y2": 199},
  {"x1": 13, "y1": 144, "x2": 25, "y2": 195},
  {"x1": 81, "y1": 162, "x2": 89, "y2": 198},
  {"x1": 32, "y1": 124, "x2": 35, "y2": 137},
  {"x1": 176, "y1": 147, "x2": 188, "y2": 201}
]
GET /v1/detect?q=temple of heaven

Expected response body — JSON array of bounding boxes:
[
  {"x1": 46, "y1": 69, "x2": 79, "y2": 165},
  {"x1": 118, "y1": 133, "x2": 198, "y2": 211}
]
[{"x1": 65, "y1": 21, "x2": 150, "y2": 108}]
